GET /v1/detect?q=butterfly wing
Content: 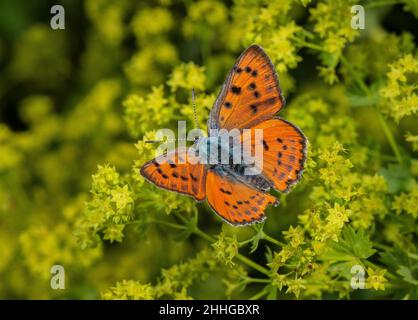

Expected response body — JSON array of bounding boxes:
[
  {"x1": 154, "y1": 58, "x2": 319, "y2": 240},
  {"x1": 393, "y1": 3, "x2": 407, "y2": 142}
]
[
  {"x1": 208, "y1": 44, "x2": 285, "y2": 131},
  {"x1": 140, "y1": 147, "x2": 207, "y2": 201},
  {"x1": 242, "y1": 118, "x2": 307, "y2": 193},
  {"x1": 206, "y1": 170, "x2": 278, "y2": 226}
]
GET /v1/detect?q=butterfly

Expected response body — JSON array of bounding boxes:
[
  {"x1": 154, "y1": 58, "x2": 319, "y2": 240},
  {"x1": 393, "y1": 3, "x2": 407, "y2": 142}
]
[{"x1": 141, "y1": 44, "x2": 307, "y2": 226}]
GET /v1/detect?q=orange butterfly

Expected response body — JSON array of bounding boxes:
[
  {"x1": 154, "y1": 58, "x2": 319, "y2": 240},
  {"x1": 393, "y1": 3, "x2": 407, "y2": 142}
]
[{"x1": 141, "y1": 45, "x2": 307, "y2": 226}]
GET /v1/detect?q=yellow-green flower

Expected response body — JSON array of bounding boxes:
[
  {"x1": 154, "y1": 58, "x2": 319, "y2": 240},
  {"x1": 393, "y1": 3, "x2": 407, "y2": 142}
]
[
  {"x1": 405, "y1": 132, "x2": 418, "y2": 151},
  {"x1": 272, "y1": 273, "x2": 287, "y2": 291},
  {"x1": 212, "y1": 231, "x2": 239, "y2": 266},
  {"x1": 167, "y1": 62, "x2": 206, "y2": 92},
  {"x1": 286, "y1": 278, "x2": 306, "y2": 298},
  {"x1": 366, "y1": 268, "x2": 388, "y2": 291},
  {"x1": 111, "y1": 185, "x2": 133, "y2": 210},
  {"x1": 326, "y1": 203, "x2": 351, "y2": 229},
  {"x1": 283, "y1": 225, "x2": 305, "y2": 248},
  {"x1": 102, "y1": 280, "x2": 155, "y2": 300},
  {"x1": 103, "y1": 224, "x2": 125, "y2": 243}
]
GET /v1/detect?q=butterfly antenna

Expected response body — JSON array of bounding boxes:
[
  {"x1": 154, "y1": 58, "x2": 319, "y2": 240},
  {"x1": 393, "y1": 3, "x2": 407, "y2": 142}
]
[{"x1": 192, "y1": 88, "x2": 199, "y2": 129}]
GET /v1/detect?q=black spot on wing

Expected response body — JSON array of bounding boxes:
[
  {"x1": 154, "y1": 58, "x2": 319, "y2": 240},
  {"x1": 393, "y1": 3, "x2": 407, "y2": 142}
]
[
  {"x1": 231, "y1": 86, "x2": 241, "y2": 95},
  {"x1": 263, "y1": 140, "x2": 269, "y2": 151}
]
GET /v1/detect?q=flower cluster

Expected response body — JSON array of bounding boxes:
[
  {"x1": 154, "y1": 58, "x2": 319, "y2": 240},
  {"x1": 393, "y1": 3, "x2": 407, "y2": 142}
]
[
  {"x1": 123, "y1": 86, "x2": 172, "y2": 138},
  {"x1": 75, "y1": 165, "x2": 134, "y2": 248},
  {"x1": 391, "y1": 186, "x2": 418, "y2": 219},
  {"x1": 212, "y1": 228, "x2": 239, "y2": 266},
  {"x1": 379, "y1": 54, "x2": 418, "y2": 122},
  {"x1": 102, "y1": 281, "x2": 155, "y2": 300},
  {"x1": 309, "y1": 0, "x2": 360, "y2": 84}
]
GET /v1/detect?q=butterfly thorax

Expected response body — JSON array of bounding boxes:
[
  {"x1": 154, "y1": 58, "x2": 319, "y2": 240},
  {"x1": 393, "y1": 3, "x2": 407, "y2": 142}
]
[
  {"x1": 194, "y1": 135, "x2": 273, "y2": 192},
  {"x1": 194, "y1": 135, "x2": 231, "y2": 165}
]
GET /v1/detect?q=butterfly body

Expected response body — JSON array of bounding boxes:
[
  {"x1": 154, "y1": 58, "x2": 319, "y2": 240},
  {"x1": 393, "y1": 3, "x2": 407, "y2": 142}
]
[
  {"x1": 194, "y1": 132, "x2": 272, "y2": 191},
  {"x1": 194, "y1": 135, "x2": 231, "y2": 165},
  {"x1": 141, "y1": 45, "x2": 307, "y2": 226}
]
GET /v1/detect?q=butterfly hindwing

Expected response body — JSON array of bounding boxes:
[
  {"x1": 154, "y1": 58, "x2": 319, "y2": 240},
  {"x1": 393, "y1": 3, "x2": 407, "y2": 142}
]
[
  {"x1": 140, "y1": 147, "x2": 207, "y2": 201},
  {"x1": 206, "y1": 170, "x2": 278, "y2": 225},
  {"x1": 242, "y1": 118, "x2": 307, "y2": 193},
  {"x1": 208, "y1": 45, "x2": 284, "y2": 131}
]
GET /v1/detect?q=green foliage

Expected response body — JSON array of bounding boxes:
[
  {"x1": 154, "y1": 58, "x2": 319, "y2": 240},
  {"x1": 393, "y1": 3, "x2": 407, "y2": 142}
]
[
  {"x1": 319, "y1": 227, "x2": 375, "y2": 278},
  {"x1": 0, "y1": 0, "x2": 417, "y2": 300}
]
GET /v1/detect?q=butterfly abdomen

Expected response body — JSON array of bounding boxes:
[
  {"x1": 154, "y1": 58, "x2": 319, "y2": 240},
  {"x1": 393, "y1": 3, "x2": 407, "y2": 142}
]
[
  {"x1": 210, "y1": 163, "x2": 272, "y2": 193},
  {"x1": 229, "y1": 165, "x2": 273, "y2": 192}
]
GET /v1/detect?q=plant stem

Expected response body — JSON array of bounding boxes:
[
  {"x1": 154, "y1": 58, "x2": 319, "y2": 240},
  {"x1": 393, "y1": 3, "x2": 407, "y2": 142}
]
[
  {"x1": 293, "y1": 38, "x2": 327, "y2": 53},
  {"x1": 245, "y1": 277, "x2": 271, "y2": 284},
  {"x1": 193, "y1": 227, "x2": 215, "y2": 242},
  {"x1": 149, "y1": 219, "x2": 187, "y2": 230},
  {"x1": 340, "y1": 56, "x2": 371, "y2": 94},
  {"x1": 248, "y1": 289, "x2": 268, "y2": 300},
  {"x1": 128, "y1": 218, "x2": 186, "y2": 230},
  {"x1": 239, "y1": 238, "x2": 253, "y2": 246},
  {"x1": 173, "y1": 211, "x2": 192, "y2": 225},
  {"x1": 373, "y1": 243, "x2": 392, "y2": 251},
  {"x1": 235, "y1": 254, "x2": 270, "y2": 276},
  {"x1": 377, "y1": 112, "x2": 403, "y2": 164},
  {"x1": 262, "y1": 232, "x2": 285, "y2": 247}
]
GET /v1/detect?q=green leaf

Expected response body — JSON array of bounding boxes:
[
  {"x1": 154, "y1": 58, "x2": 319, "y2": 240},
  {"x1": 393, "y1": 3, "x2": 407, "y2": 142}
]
[
  {"x1": 346, "y1": 91, "x2": 379, "y2": 108},
  {"x1": 397, "y1": 266, "x2": 418, "y2": 285},
  {"x1": 380, "y1": 248, "x2": 418, "y2": 285},
  {"x1": 249, "y1": 224, "x2": 264, "y2": 253},
  {"x1": 320, "y1": 226, "x2": 376, "y2": 262},
  {"x1": 320, "y1": 51, "x2": 338, "y2": 68},
  {"x1": 380, "y1": 164, "x2": 412, "y2": 194},
  {"x1": 265, "y1": 284, "x2": 278, "y2": 300},
  {"x1": 265, "y1": 245, "x2": 274, "y2": 264},
  {"x1": 346, "y1": 80, "x2": 382, "y2": 107},
  {"x1": 319, "y1": 227, "x2": 375, "y2": 279}
]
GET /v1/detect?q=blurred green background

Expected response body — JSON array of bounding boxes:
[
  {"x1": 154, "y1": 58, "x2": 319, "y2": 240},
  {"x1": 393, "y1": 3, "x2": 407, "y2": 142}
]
[{"x1": 0, "y1": 0, "x2": 417, "y2": 299}]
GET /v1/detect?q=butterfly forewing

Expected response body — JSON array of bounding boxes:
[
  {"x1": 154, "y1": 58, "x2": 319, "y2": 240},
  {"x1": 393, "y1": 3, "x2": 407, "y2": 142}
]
[
  {"x1": 140, "y1": 147, "x2": 207, "y2": 201},
  {"x1": 208, "y1": 45, "x2": 284, "y2": 131}
]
